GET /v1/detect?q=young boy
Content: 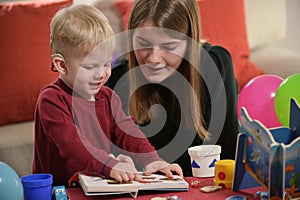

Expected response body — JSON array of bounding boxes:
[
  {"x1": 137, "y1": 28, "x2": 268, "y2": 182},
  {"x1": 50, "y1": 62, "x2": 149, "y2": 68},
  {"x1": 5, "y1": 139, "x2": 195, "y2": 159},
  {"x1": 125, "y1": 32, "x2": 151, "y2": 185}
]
[{"x1": 33, "y1": 4, "x2": 182, "y2": 186}]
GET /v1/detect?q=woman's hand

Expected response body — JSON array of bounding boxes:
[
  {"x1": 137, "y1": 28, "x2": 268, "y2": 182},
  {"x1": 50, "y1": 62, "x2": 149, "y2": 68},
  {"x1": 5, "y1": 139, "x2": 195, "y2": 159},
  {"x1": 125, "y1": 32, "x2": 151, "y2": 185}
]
[{"x1": 144, "y1": 161, "x2": 183, "y2": 178}]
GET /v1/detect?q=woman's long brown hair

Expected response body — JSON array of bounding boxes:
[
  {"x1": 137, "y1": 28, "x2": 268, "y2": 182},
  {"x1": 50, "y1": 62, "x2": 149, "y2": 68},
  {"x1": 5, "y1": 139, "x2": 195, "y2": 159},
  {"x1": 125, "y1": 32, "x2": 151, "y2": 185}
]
[{"x1": 127, "y1": 0, "x2": 207, "y2": 139}]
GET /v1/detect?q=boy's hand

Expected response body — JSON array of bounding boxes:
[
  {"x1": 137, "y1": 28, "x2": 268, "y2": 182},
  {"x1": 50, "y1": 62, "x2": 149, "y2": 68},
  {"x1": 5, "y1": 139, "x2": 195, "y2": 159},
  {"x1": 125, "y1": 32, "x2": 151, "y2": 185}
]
[
  {"x1": 115, "y1": 154, "x2": 135, "y2": 167},
  {"x1": 110, "y1": 162, "x2": 142, "y2": 183},
  {"x1": 109, "y1": 154, "x2": 135, "y2": 167},
  {"x1": 144, "y1": 161, "x2": 183, "y2": 178}
]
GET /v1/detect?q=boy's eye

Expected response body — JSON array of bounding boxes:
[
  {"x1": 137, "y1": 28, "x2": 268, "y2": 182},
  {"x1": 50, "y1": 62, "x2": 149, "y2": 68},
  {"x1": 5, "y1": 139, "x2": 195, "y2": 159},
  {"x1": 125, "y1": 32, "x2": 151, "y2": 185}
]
[
  {"x1": 104, "y1": 63, "x2": 110, "y2": 68},
  {"x1": 82, "y1": 63, "x2": 110, "y2": 70},
  {"x1": 82, "y1": 64, "x2": 97, "y2": 70}
]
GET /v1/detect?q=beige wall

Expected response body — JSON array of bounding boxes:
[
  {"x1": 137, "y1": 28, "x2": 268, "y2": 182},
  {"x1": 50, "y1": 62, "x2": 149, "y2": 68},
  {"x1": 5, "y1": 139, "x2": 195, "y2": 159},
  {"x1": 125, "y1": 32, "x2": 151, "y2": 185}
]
[{"x1": 276, "y1": 0, "x2": 300, "y2": 55}]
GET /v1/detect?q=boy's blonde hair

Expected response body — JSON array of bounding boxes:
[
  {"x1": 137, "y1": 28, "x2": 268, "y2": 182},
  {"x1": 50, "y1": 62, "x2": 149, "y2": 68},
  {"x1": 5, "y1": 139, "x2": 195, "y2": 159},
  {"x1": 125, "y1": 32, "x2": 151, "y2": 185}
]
[{"x1": 50, "y1": 4, "x2": 115, "y2": 58}]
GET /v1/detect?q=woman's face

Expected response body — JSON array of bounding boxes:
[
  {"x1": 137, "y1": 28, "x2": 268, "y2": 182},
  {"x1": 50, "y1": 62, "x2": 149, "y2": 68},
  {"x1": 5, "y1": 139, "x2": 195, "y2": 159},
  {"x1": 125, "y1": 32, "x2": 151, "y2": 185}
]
[{"x1": 133, "y1": 21, "x2": 187, "y2": 83}]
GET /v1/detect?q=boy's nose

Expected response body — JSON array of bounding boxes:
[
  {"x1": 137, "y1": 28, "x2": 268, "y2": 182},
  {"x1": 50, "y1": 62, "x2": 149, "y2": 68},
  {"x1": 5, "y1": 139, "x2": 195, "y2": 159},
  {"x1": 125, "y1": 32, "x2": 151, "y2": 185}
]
[{"x1": 94, "y1": 66, "x2": 106, "y2": 77}]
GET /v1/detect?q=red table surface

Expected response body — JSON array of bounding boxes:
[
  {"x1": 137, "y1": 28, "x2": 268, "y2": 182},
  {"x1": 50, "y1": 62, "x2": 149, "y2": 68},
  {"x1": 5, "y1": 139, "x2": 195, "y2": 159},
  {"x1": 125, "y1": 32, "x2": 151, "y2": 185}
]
[{"x1": 66, "y1": 177, "x2": 263, "y2": 200}]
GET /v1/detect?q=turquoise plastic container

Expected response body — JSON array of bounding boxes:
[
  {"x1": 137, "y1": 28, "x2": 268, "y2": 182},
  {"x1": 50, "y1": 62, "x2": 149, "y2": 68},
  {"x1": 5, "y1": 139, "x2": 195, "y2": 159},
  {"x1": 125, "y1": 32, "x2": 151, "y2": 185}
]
[{"x1": 0, "y1": 161, "x2": 23, "y2": 200}]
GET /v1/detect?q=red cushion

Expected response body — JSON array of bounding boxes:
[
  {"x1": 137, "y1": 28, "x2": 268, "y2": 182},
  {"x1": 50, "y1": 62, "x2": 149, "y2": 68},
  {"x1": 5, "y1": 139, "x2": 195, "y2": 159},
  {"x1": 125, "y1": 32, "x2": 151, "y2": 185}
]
[
  {"x1": 0, "y1": 0, "x2": 72, "y2": 125},
  {"x1": 197, "y1": 0, "x2": 263, "y2": 91},
  {"x1": 114, "y1": 0, "x2": 263, "y2": 92}
]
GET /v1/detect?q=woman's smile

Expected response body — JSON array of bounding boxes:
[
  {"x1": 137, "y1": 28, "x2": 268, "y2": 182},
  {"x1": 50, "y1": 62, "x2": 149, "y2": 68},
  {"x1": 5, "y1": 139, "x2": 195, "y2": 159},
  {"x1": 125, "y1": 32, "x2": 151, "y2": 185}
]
[{"x1": 144, "y1": 64, "x2": 166, "y2": 74}]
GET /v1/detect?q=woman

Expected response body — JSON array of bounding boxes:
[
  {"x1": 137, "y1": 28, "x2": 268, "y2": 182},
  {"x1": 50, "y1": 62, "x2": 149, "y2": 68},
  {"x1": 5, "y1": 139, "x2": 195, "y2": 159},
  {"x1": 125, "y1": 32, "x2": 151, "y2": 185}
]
[{"x1": 107, "y1": 0, "x2": 239, "y2": 176}]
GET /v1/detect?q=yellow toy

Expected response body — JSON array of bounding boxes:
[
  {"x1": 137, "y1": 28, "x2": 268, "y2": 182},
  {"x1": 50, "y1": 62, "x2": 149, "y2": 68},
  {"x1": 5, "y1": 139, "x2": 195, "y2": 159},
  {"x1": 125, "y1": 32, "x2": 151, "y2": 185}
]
[{"x1": 214, "y1": 159, "x2": 235, "y2": 189}]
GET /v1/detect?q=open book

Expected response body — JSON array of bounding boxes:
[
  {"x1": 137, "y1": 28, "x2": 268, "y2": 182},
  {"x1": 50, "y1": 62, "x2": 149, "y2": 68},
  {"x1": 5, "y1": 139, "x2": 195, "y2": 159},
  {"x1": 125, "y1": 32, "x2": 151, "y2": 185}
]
[{"x1": 79, "y1": 172, "x2": 189, "y2": 198}]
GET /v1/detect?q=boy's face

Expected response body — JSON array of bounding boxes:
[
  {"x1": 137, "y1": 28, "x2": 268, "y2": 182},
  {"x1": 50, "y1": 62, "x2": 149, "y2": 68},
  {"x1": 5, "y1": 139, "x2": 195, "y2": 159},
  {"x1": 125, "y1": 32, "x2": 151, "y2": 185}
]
[{"x1": 62, "y1": 47, "x2": 112, "y2": 101}]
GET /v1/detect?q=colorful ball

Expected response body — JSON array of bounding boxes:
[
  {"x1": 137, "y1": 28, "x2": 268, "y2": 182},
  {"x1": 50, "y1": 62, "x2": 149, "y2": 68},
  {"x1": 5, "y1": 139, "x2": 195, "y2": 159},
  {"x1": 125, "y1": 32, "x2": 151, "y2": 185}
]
[
  {"x1": 274, "y1": 73, "x2": 300, "y2": 127},
  {"x1": 237, "y1": 74, "x2": 283, "y2": 128},
  {"x1": 0, "y1": 161, "x2": 23, "y2": 200}
]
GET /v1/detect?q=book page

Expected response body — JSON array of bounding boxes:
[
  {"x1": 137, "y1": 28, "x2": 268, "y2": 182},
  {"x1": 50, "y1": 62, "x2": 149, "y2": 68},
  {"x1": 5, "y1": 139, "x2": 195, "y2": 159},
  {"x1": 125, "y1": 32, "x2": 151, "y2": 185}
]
[
  {"x1": 79, "y1": 173, "x2": 189, "y2": 196},
  {"x1": 79, "y1": 174, "x2": 139, "y2": 193},
  {"x1": 138, "y1": 174, "x2": 188, "y2": 191}
]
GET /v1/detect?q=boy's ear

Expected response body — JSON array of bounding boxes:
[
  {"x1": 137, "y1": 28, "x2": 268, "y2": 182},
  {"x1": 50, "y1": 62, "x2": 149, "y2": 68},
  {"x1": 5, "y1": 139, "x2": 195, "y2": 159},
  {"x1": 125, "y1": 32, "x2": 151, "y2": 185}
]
[{"x1": 52, "y1": 55, "x2": 67, "y2": 75}]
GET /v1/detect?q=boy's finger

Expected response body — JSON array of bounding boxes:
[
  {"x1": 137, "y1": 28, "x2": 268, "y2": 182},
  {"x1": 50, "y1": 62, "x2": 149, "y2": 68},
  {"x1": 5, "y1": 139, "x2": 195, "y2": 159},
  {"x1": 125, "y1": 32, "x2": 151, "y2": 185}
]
[
  {"x1": 134, "y1": 173, "x2": 143, "y2": 182},
  {"x1": 143, "y1": 169, "x2": 155, "y2": 176},
  {"x1": 112, "y1": 173, "x2": 122, "y2": 182},
  {"x1": 126, "y1": 172, "x2": 135, "y2": 181},
  {"x1": 119, "y1": 173, "x2": 129, "y2": 183},
  {"x1": 170, "y1": 164, "x2": 183, "y2": 177},
  {"x1": 175, "y1": 168, "x2": 183, "y2": 177},
  {"x1": 161, "y1": 169, "x2": 173, "y2": 179}
]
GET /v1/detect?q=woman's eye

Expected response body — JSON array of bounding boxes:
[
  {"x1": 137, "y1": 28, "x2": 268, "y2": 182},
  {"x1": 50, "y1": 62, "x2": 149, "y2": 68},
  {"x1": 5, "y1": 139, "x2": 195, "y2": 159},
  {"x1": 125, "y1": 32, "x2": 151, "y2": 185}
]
[
  {"x1": 161, "y1": 45, "x2": 177, "y2": 51},
  {"x1": 138, "y1": 41, "x2": 151, "y2": 48}
]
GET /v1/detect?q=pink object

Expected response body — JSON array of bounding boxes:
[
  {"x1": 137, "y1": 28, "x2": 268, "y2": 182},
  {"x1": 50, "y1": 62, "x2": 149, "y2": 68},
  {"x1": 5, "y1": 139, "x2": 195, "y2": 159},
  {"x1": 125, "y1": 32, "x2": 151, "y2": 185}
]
[{"x1": 237, "y1": 74, "x2": 283, "y2": 128}]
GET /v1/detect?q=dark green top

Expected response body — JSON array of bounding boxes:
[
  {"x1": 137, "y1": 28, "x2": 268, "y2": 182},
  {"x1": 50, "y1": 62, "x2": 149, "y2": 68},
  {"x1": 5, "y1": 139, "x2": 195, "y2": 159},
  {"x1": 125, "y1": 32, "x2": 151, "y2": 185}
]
[{"x1": 106, "y1": 43, "x2": 239, "y2": 176}]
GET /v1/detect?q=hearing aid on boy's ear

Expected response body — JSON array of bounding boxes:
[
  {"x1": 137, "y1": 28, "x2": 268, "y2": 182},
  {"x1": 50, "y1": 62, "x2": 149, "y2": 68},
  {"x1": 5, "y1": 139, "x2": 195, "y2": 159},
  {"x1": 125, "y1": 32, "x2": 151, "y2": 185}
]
[
  {"x1": 51, "y1": 63, "x2": 58, "y2": 72},
  {"x1": 51, "y1": 53, "x2": 64, "y2": 60}
]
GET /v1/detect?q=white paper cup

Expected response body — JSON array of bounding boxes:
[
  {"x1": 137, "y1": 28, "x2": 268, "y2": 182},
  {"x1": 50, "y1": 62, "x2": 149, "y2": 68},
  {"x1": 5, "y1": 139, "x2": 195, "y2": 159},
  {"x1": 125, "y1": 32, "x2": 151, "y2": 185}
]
[{"x1": 188, "y1": 145, "x2": 221, "y2": 177}]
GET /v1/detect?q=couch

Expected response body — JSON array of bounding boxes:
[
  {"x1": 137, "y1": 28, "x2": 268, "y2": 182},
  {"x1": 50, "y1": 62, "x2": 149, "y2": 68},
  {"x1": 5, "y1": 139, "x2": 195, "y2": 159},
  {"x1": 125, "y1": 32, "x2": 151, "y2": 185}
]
[
  {"x1": 0, "y1": 0, "x2": 73, "y2": 177},
  {"x1": 0, "y1": 0, "x2": 299, "y2": 178}
]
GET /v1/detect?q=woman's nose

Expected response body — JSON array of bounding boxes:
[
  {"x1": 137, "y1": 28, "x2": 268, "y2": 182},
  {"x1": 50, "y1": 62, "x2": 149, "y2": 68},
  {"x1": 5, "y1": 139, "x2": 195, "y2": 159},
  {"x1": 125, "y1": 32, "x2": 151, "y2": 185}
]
[{"x1": 147, "y1": 47, "x2": 163, "y2": 63}]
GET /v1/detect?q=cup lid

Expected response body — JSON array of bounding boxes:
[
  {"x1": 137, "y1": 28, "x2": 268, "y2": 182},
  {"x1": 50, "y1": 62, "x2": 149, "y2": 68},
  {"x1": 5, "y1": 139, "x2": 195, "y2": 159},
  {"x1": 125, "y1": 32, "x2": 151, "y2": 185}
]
[
  {"x1": 188, "y1": 145, "x2": 221, "y2": 157},
  {"x1": 21, "y1": 173, "x2": 53, "y2": 188}
]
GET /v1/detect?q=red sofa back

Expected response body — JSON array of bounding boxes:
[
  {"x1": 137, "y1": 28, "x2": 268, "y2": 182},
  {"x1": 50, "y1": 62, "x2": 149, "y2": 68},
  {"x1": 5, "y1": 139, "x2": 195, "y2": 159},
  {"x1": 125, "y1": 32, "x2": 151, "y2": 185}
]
[{"x1": 0, "y1": 0, "x2": 72, "y2": 125}]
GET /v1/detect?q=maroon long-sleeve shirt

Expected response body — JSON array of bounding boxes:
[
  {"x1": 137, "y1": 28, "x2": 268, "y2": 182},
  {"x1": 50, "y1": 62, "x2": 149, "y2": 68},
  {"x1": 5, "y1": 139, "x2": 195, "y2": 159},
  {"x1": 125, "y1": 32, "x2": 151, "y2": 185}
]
[{"x1": 33, "y1": 78, "x2": 162, "y2": 185}]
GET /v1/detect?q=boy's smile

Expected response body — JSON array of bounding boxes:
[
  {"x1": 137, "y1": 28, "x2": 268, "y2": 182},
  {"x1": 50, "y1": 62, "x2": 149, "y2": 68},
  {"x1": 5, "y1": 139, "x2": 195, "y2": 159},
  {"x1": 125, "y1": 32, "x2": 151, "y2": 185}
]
[{"x1": 60, "y1": 47, "x2": 112, "y2": 101}]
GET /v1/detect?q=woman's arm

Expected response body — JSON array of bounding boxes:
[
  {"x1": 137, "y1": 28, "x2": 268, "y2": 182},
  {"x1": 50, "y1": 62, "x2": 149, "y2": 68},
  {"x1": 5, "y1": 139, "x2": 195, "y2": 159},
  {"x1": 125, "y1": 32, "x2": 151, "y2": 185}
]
[{"x1": 201, "y1": 44, "x2": 239, "y2": 159}]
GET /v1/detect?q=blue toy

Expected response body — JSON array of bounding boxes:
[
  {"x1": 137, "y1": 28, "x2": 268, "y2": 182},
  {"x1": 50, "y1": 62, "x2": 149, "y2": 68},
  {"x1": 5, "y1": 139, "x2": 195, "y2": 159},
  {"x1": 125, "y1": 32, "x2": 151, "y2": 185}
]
[
  {"x1": 0, "y1": 161, "x2": 23, "y2": 200},
  {"x1": 233, "y1": 98, "x2": 300, "y2": 199}
]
